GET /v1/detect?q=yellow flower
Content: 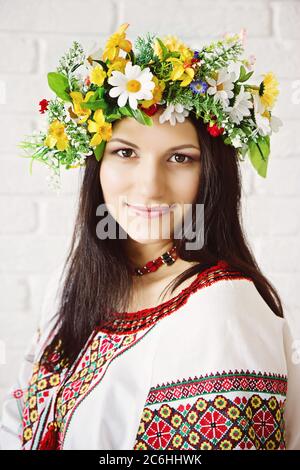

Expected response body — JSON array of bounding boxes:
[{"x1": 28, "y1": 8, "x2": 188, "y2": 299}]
[
  {"x1": 23, "y1": 427, "x2": 33, "y2": 442},
  {"x1": 167, "y1": 57, "x2": 195, "y2": 86},
  {"x1": 70, "y1": 91, "x2": 95, "y2": 123},
  {"x1": 140, "y1": 76, "x2": 165, "y2": 108},
  {"x1": 69, "y1": 163, "x2": 84, "y2": 169},
  {"x1": 49, "y1": 374, "x2": 60, "y2": 387},
  {"x1": 37, "y1": 378, "x2": 47, "y2": 391},
  {"x1": 259, "y1": 72, "x2": 279, "y2": 109},
  {"x1": 90, "y1": 65, "x2": 106, "y2": 86},
  {"x1": 30, "y1": 409, "x2": 38, "y2": 422},
  {"x1": 29, "y1": 396, "x2": 36, "y2": 409},
  {"x1": 44, "y1": 120, "x2": 69, "y2": 151},
  {"x1": 153, "y1": 34, "x2": 193, "y2": 62},
  {"x1": 102, "y1": 23, "x2": 132, "y2": 62},
  {"x1": 106, "y1": 57, "x2": 128, "y2": 77},
  {"x1": 153, "y1": 36, "x2": 197, "y2": 87},
  {"x1": 87, "y1": 109, "x2": 112, "y2": 147}
]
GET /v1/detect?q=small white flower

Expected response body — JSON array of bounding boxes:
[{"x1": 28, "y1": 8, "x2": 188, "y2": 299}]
[
  {"x1": 231, "y1": 135, "x2": 243, "y2": 148},
  {"x1": 207, "y1": 68, "x2": 236, "y2": 108},
  {"x1": 269, "y1": 115, "x2": 283, "y2": 133},
  {"x1": 226, "y1": 86, "x2": 253, "y2": 124},
  {"x1": 227, "y1": 62, "x2": 241, "y2": 80},
  {"x1": 255, "y1": 113, "x2": 271, "y2": 136},
  {"x1": 107, "y1": 61, "x2": 155, "y2": 110},
  {"x1": 158, "y1": 103, "x2": 191, "y2": 126}
]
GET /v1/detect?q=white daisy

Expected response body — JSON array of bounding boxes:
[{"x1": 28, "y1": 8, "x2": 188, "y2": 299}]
[
  {"x1": 158, "y1": 103, "x2": 191, "y2": 126},
  {"x1": 207, "y1": 68, "x2": 236, "y2": 108},
  {"x1": 226, "y1": 86, "x2": 253, "y2": 124},
  {"x1": 107, "y1": 61, "x2": 155, "y2": 110},
  {"x1": 253, "y1": 94, "x2": 271, "y2": 136}
]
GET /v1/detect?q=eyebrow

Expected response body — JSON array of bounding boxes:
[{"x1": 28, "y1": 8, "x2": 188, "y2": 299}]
[{"x1": 107, "y1": 138, "x2": 200, "y2": 152}]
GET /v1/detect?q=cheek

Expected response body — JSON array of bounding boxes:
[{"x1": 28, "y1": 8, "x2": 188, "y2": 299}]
[
  {"x1": 99, "y1": 161, "x2": 128, "y2": 201},
  {"x1": 173, "y1": 166, "x2": 201, "y2": 203}
]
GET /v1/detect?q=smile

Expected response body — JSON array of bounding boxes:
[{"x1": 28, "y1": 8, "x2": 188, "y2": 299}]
[{"x1": 126, "y1": 203, "x2": 174, "y2": 218}]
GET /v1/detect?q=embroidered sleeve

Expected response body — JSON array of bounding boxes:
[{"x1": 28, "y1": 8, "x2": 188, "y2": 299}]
[
  {"x1": 133, "y1": 370, "x2": 287, "y2": 450},
  {"x1": 282, "y1": 318, "x2": 300, "y2": 450},
  {"x1": 133, "y1": 279, "x2": 290, "y2": 450},
  {"x1": 0, "y1": 264, "x2": 64, "y2": 450}
]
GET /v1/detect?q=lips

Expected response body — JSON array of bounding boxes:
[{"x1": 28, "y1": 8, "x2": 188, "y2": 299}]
[
  {"x1": 126, "y1": 203, "x2": 174, "y2": 218},
  {"x1": 126, "y1": 203, "x2": 173, "y2": 213}
]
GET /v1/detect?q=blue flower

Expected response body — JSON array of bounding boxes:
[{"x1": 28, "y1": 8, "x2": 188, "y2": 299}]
[{"x1": 189, "y1": 80, "x2": 208, "y2": 95}]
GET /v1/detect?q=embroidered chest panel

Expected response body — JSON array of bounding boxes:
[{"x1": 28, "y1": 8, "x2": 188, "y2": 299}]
[
  {"x1": 133, "y1": 370, "x2": 287, "y2": 450},
  {"x1": 20, "y1": 261, "x2": 257, "y2": 449},
  {"x1": 21, "y1": 328, "x2": 154, "y2": 449}
]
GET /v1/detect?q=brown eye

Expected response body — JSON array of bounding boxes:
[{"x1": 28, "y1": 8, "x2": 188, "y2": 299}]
[
  {"x1": 170, "y1": 153, "x2": 193, "y2": 164},
  {"x1": 113, "y1": 148, "x2": 135, "y2": 158}
]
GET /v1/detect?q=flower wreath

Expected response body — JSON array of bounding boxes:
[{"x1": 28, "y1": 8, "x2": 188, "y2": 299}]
[{"x1": 18, "y1": 23, "x2": 282, "y2": 190}]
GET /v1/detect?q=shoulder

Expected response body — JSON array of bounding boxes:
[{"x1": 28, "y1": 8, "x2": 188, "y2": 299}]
[
  {"x1": 188, "y1": 271, "x2": 284, "y2": 334},
  {"x1": 179, "y1": 273, "x2": 287, "y2": 374}
]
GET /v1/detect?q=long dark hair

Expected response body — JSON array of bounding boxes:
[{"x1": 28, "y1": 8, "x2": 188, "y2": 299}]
[{"x1": 40, "y1": 115, "x2": 284, "y2": 369}]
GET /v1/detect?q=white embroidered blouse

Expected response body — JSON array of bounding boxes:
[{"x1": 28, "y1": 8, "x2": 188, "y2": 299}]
[{"x1": 0, "y1": 260, "x2": 300, "y2": 450}]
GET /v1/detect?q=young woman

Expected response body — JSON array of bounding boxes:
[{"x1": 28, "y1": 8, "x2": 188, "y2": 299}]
[
  {"x1": 1, "y1": 24, "x2": 299, "y2": 450},
  {"x1": 1, "y1": 107, "x2": 299, "y2": 450}
]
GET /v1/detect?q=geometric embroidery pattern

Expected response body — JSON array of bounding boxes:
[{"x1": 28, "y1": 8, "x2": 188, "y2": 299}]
[
  {"x1": 19, "y1": 261, "x2": 266, "y2": 450},
  {"x1": 55, "y1": 332, "x2": 140, "y2": 448},
  {"x1": 21, "y1": 337, "x2": 70, "y2": 448},
  {"x1": 21, "y1": 331, "x2": 143, "y2": 449},
  {"x1": 133, "y1": 370, "x2": 287, "y2": 450},
  {"x1": 21, "y1": 261, "x2": 245, "y2": 449}
]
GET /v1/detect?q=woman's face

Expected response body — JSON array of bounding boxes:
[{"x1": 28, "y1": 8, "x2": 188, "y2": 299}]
[{"x1": 99, "y1": 107, "x2": 201, "y2": 245}]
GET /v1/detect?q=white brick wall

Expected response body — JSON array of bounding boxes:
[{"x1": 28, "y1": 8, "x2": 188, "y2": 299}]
[{"x1": 0, "y1": 0, "x2": 299, "y2": 415}]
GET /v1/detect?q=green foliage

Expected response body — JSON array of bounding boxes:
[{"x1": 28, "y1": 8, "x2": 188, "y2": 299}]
[
  {"x1": 47, "y1": 72, "x2": 71, "y2": 102},
  {"x1": 249, "y1": 136, "x2": 270, "y2": 177},
  {"x1": 94, "y1": 140, "x2": 106, "y2": 161},
  {"x1": 134, "y1": 32, "x2": 157, "y2": 66}
]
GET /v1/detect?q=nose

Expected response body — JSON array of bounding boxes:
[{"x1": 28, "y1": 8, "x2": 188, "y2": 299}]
[{"x1": 135, "y1": 155, "x2": 166, "y2": 199}]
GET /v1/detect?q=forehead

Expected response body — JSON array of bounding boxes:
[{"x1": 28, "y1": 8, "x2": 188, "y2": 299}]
[{"x1": 109, "y1": 109, "x2": 199, "y2": 147}]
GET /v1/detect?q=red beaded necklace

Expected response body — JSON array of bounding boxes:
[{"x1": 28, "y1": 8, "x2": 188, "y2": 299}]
[{"x1": 132, "y1": 245, "x2": 178, "y2": 276}]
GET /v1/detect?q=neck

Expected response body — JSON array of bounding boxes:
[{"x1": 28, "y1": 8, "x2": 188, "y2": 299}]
[{"x1": 123, "y1": 240, "x2": 175, "y2": 268}]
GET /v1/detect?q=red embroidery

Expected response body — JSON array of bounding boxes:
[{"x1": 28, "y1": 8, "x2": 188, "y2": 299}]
[
  {"x1": 134, "y1": 370, "x2": 287, "y2": 450},
  {"x1": 13, "y1": 389, "x2": 23, "y2": 399},
  {"x1": 21, "y1": 261, "x2": 255, "y2": 450},
  {"x1": 99, "y1": 260, "x2": 253, "y2": 335}
]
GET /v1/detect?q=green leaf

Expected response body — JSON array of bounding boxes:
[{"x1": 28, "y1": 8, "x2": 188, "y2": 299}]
[
  {"x1": 119, "y1": 106, "x2": 133, "y2": 117},
  {"x1": 94, "y1": 140, "x2": 107, "y2": 161},
  {"x1": 126, "y1": 49, "x2": 136, "y2": 65},
  {"x1": 81, "y1": 99, "x2": 108, "y2": 111},
  {"x1": 130, "y1": 107, "x2": 153, "y2": 126},
  {"x1": 105, "y1": 112, "x2": 122, "y2": 122},
  {"x1": 238, "y1": 65, "x2": 254, "y2": 83},
  {"x1": 97, "y1": 87, "x2": 105, "y2": 99},
  {"x1": 249, "y1": 136, "x2": 270, "y2": 178},
  {"x1": 155, "y1": 38, "x2": 168, "y2": 61},
  {"x1": 165, "y1": 51, "x2": 181, "y2": 60},
  {"x1": 47, "y1": 72, "x2": 71, "y2": 102}
]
